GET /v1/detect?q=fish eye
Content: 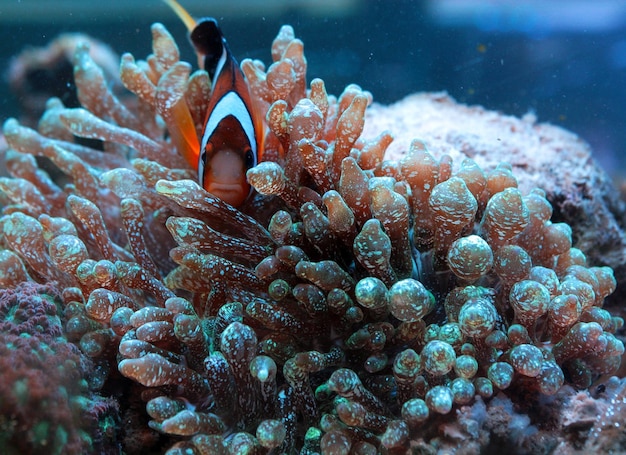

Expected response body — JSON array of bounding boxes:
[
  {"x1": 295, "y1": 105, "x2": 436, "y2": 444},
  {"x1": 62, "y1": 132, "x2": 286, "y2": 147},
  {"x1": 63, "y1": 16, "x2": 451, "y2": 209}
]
[{"x1": 244, "y1": 148, "x2": 255, "y2": 169}]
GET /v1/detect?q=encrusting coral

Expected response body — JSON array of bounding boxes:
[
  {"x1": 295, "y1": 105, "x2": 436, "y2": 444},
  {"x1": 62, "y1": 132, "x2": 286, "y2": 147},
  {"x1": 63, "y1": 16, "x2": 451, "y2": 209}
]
[
  {"x1": 0, "y1": 19, "x2": 624, "y2": 455},
  {"x1": 0, "y1": 281, "x2": 119, "y2": 454}
]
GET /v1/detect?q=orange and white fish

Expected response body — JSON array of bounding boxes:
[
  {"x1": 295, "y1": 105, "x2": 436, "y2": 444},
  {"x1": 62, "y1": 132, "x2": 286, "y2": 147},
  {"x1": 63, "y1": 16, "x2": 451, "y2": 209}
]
[{"x1": 165, "y1": 0, "x2": 264, "y2": 207}]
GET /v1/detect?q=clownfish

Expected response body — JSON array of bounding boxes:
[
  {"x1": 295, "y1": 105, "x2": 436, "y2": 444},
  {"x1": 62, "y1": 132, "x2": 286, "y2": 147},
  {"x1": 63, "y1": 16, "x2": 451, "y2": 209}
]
[{"x1": 164, "y1": 0, "x2": 264, "y2": 207}]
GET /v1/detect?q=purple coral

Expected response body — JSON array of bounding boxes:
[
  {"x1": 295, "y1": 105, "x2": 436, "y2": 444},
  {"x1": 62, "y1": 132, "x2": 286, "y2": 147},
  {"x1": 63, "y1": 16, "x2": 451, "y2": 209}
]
[{"x1": 0, "y1": 281, "x2": 119, "y2": 454}]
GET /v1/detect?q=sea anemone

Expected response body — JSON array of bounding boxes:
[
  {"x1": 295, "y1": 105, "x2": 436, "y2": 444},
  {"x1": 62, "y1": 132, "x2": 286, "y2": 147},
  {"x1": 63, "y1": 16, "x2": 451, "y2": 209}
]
[{"x1": 0, "y1": 20, "x2": 624, "y2": 454}]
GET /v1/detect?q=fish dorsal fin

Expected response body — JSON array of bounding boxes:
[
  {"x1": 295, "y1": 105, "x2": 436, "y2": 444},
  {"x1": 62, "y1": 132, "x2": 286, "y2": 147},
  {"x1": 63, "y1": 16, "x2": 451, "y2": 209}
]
[{"x1": 190, "y1": 18, "x2": 228, "y2": 82}]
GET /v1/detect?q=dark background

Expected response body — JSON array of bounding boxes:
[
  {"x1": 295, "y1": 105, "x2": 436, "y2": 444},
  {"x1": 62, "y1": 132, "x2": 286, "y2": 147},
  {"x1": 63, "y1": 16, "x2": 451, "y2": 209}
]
[{"x1": 0, "y1": 0, "x2": 624, "y2": 182}]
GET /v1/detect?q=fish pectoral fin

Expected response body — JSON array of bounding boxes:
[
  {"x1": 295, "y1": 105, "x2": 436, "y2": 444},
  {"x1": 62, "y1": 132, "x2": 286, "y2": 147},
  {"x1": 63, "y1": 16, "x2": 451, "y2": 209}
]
[
  {"x1": 154, "y1": 62, "x2": 201, "y2": 168},
  {"x1": 168, "y1": 98, "x2": 201, "y2": 167}
]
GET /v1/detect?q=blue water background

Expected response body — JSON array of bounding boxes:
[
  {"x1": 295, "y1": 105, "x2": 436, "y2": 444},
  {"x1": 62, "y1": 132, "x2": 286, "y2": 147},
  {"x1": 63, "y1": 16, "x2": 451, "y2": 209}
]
[{"x1": 0, "y1": 0, "x2": 624, "y2": 180}]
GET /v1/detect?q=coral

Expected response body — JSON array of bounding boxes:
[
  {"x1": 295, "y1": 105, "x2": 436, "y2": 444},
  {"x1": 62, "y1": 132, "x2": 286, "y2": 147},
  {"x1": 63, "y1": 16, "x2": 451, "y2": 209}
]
[
  {"x1": 0, "y1": 281, "x2": 119, "y2": 454},
  {"x1": 8, "y1": 33, "x2": 120, "y2": 129},
  {"x1": 362, "y1": 93, "x2": 626, "y2": 304},
  {"x1": 430, "y1": 376, "x2": 626, "y2": 455},
  {"x1": 0, "y1": 18, "x2": 624, "y2": 455},
  {"x1": 558, "y1": 377, "x2": 626, "y2": 454}
]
